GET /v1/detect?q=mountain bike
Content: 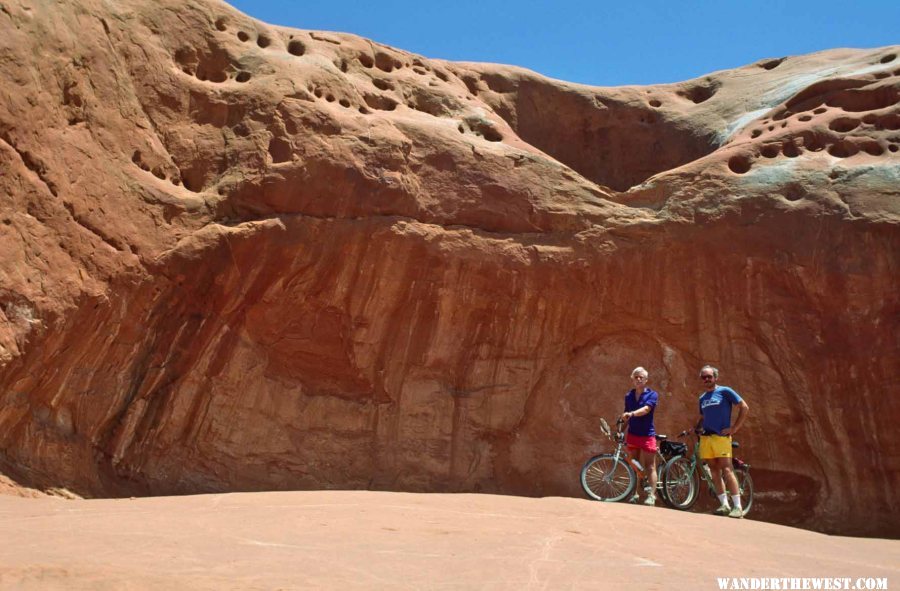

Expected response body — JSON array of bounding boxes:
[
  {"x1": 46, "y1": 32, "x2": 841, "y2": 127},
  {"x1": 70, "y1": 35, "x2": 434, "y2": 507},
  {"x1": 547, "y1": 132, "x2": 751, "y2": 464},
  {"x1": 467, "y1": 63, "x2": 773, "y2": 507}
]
[
  {"x1": 580, "y1": 418, "x2": 684, "y2": 505},
  {"x1": 661, "y1": 429, "x2": 754, "y2": 515}
]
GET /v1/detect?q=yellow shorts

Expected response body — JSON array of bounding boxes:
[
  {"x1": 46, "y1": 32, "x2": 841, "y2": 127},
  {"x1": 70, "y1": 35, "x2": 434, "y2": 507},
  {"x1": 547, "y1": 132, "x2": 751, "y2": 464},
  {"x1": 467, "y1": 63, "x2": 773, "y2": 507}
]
[{"x1": 699, "y1": 434, "x2": 732, "y2": 460}]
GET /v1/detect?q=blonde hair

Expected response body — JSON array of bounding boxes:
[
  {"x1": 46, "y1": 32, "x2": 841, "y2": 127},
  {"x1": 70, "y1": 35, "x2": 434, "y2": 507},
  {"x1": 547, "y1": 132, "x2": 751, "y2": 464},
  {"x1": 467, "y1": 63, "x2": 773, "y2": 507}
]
[{"x1": 631, "y1": 366, "x2": 649, "y2": 379}]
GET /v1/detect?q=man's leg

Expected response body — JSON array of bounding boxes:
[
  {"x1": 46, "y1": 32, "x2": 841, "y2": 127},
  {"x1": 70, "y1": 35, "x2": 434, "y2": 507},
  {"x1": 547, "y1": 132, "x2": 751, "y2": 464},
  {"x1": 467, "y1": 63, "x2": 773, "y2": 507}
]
[
  {"x1": 709, "y1": 457, "x2": 732, "y2": 515},
  {"x1": 625, "y1": 447, "x2": 640, "y2": 503},
  {"x1": 640, "y1": 449, "x2": 657, "y2": 504},
  {"x1": 711, "y1": 457, "x2": 743, "y2": 518}
]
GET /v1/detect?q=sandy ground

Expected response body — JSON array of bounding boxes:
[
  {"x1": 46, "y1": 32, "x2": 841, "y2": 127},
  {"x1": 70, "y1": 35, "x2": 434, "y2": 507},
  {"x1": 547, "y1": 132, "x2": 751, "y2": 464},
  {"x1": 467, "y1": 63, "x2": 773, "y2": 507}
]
[{"x1": 0, "y1": 490, "x2": 896, "y2": 590}]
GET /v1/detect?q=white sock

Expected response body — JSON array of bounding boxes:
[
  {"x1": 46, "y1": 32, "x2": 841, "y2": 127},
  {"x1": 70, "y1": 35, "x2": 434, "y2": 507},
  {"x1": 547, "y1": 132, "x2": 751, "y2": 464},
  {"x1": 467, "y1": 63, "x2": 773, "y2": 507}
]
[
  {"x1": 718, "y1": 493, "x2": 729, "y2": 507},
  {"x1": 731, "y1": 495, "x2": 742, "y2": 511}
]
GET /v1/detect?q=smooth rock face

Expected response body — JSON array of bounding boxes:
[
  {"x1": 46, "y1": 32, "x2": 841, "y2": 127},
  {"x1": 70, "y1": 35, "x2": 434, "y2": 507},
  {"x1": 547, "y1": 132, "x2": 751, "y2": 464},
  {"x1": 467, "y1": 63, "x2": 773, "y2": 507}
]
[
  {"x1": 0, "y1": 0, "x2": 897, "y2": 536},
  {"x1": 1, "y1": 491, "x2": 898, "y2": 589}
]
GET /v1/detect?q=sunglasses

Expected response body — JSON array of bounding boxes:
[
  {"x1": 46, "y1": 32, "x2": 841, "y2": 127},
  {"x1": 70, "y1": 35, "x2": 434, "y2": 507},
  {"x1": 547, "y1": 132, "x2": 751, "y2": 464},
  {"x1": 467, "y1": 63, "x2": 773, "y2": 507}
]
[{"x1": 701, "y1": 375, "x2": 715, "y2": 380}]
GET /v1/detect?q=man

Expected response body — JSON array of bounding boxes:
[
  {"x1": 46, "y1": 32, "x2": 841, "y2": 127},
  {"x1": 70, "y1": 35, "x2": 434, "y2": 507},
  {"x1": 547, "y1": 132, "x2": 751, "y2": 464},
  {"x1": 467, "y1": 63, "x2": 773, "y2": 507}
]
[
  {"x1": 696, "y1": 365, "x2": 750, "y2": 518},
  {"x1": 620, "y1": 367, "x2": 659, "y2": 506}
]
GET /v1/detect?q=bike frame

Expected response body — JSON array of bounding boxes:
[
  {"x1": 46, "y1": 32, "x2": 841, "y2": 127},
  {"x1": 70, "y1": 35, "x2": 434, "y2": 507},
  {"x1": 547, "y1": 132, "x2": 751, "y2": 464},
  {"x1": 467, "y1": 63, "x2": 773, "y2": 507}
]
[{"x1": 667, "y1": 429, "x2": 753, "y2": 511}]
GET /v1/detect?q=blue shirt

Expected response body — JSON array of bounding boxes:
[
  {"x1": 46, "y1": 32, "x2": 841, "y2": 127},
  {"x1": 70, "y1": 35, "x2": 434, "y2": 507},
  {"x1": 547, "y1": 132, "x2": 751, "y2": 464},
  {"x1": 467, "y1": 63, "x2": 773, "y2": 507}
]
[
  {"x1": 698, "y1": 386, "x2": 743, "y2": 434},
  {"x1": 624, "y1": 388, "x2": 658, "y2": 437}
]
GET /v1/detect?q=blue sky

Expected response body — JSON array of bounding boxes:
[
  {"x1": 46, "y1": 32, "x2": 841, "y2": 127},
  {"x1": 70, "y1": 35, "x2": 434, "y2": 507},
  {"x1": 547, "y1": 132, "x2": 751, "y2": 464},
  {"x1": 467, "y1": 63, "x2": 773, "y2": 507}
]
[{"x1": 227, "y1": 1, "x2": 899, "y2": 86}]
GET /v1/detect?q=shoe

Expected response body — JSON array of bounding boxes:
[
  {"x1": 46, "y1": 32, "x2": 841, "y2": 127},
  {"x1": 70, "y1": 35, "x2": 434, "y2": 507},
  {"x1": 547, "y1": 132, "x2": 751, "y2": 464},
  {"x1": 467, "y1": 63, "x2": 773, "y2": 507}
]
[
  {"x1": 714, "y1": 504, "x2": 731, "y2": 516},
  {"x1": 628, "y1": 493, "x2": 639, "y2": 504},
  {"x1": 728, "y1": 507, "x2": 744, "y2": 519},
  {"x1": 643, "y1": 495, "x2": 657, "y2": 506}
]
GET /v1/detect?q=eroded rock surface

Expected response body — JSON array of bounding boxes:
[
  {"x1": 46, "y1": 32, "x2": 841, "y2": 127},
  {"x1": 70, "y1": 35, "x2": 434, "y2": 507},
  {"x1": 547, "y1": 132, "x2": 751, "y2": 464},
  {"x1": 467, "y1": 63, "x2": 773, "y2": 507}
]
[{"x1": 0, "y1": 0, "x2": 897, "y2": 536}]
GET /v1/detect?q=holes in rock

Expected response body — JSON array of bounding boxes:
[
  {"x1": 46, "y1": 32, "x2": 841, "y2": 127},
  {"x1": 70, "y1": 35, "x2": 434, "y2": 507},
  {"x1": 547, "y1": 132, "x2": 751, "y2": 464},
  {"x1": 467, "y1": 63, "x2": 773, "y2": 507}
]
[
  {"x1": 358, "y1": 106, "x2": 370, "y2": 114},
  {"x1": 363, "y1": 94, "x2": 397, "y2": 111},
  {"x1": 649, "y1": 99, "x2": 661, "y2": 108},
  {"x1": 826, "y1": 85, "x2": 899, "y2": 112},
  {"x1": 760, "y1": 144, "x2": 780, "y2": 158},
  {"x1": 798, "y1": 115, "x2": 812, "y2": 122},
  {"x1": 374, "y1": 52, "x2": 397, "y2": 72},
  {"x1": 131, "y1": 150, "x2": 142, "y2": 164},
  {"x1": 879, "y1": 114, "x2": 900, "y2": 130},
  {"x1": 889, "y1": 144, "x2": 898, "y2": 152},
  {"x1": 679, "y1": 82, "x2": 718, "y2": 104},
  {"x1": 773, "y1": 109, "x2": 793, "y2": 121},
  {"x1": 759, "y1": 57, "x2": 786, "y2": 70},
  {"x1": 235, "y1": 71, "x2": 251, "y2": 83},
  {"x1": 782, "y1": 141, "x2": 801, "y2": 158},
  {"x1": 325, "y1": 94, "x2": 335, "y2": 102},
  {"x1": 339, "y1": 60, "x2": 348, "y2": 73},
  {"x1": 727, "y1": 154, "x2": 751, "y2": 174},
  {"x1": 288, "y1": 40, "x2": 306, "y2": 56},
  {"x1": 458, "y1": 125, "x2": 464, "y2": 133},
  {"x1": 151, "y1": 166, "x2": 166, "y2": 180},
  {"x1": 268, "y1": 137, "x2": 292, "y2": 163},
  {"x1": 875, "y1": 73, "x2": 890, "y2": 80},
  {"x1": 827, "y1": 140, "x2": 859, "y2": 158},
  {"x1": 237, "y1": 31, "x2": 249, "y2": 42},
  {"x1": 813, "y1": 107, "x2": 827, "y2": 114},
  {"x1": 829, "y1": 117, "x2": 860, "y2": 133},
  {"x1": 215, "y1": 18, "x2": 227, "y2": 31},
  {"x1": 751, "y1": 129, "x2": 762, "y2": 138},
  {"x1": 313, "y1": 88, "x2": 323, "y2": 98},
  {"x1": 803, "y1": 135, "x2": 826, "y2": 152},
  {"x1": 880, "y1": 53, "x2": 896, "y2": 64},
  {"x1": 462, "y1": 117, "x2": 503, "y2": 142},
  {"x1": 461, "y1": 75, "x2": 480, "y2": 96},
  {"x1": 358, "y1": 53, "x2": 374, "y2": 68},
  {"x1": 372, "y1": 78, "x2": 393, "y2": 91},
  {"x1": 434, "y1": 69, "x2": 449, "y2": 82},
  {"x1": 257, "y1": 35, "x2": 271, "y2": 48},
  {"x1": 861, "y1": 141, "x2": 884, "y2": 156},
  {"x1": 862, "y1": 113, "x2": 877, "y2": 124},
  {"x1": 768, "y1": 125, "x2": 775, "y2": 131},
  {"x1": 782, "y1": 183, "x2": 804, "y2": 201},
  {"x1": 405, "y1": 88, "x2": 450, "y2": 117},
  {"x1": 412, "y1": 67, "x2": 427, "y2": 75},
  {"x1": 339, "y1": 98, "x2": 350, "y2": 108}
]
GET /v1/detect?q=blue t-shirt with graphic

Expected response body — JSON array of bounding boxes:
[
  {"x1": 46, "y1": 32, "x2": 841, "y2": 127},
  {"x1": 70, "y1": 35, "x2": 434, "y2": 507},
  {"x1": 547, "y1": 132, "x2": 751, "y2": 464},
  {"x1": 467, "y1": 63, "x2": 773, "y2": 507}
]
[
  {"x1": 624, "y1": 388, "x2": 658, "y2": 437},
  {"x1": 698, "y1": 386, "x2": 743, "y2": 434}
]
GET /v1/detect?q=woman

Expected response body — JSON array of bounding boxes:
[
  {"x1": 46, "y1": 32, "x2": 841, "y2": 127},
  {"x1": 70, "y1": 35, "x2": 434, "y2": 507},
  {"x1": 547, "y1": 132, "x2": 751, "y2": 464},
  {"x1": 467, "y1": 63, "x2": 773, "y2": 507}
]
[{"x1": 620, "y1": 366, "x2": 659, "y2": 505}]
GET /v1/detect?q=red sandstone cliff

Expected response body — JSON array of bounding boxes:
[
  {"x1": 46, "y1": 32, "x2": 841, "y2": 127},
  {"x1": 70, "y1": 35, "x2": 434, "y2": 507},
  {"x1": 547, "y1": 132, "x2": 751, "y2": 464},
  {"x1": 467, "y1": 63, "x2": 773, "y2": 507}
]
[{"x1": 0, "y1": 0, "x2": 897, "y2": 536}]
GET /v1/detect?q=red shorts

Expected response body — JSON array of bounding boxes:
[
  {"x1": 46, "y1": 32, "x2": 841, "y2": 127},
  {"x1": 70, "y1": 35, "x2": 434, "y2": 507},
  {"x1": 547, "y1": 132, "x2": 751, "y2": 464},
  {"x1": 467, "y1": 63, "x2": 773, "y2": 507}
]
[{"x1": 626, "y1": 433, "x2": 658, "y2": 453}]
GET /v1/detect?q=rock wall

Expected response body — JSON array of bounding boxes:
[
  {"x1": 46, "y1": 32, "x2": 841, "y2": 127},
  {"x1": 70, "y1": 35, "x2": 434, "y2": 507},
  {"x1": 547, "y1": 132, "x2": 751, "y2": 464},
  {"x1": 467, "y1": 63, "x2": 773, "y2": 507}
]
[{"x1": 0, "y1": 0, "x2": 897, "y2": 536}]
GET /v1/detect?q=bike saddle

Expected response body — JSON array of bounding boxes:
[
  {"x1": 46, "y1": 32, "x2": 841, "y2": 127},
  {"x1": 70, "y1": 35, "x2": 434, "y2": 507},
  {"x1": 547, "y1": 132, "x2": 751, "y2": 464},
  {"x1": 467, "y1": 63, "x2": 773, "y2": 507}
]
[{"x1": 654, "y1": 434, "x2": 668, "y2": 441}]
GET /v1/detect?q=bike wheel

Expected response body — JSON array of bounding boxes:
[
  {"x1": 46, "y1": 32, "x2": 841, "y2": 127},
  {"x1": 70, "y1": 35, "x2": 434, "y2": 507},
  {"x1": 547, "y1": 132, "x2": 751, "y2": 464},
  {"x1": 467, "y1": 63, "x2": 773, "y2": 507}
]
[
  {"x1": 580, "y1": 454, "x2": 636, "y2": 502},
  {"x1": 653, "y1": 461, "x2": 667, "y2": 504},
  {"x1": 662, "y1": 456, "x2": 699, "y2": 510},
  {"x1": 736, "y1": 469, "x2": 754, "y2": 516}
]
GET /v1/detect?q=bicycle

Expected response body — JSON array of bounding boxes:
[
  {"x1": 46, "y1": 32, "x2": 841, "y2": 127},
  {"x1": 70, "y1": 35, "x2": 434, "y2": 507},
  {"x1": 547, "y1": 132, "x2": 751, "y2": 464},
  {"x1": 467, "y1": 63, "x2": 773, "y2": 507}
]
[
  {"x1": 661, "y1": 429, "x2": 754, "y2": 515},
  {"x1": 580, "y1": 418, "x2": 684, "y2": 505}
]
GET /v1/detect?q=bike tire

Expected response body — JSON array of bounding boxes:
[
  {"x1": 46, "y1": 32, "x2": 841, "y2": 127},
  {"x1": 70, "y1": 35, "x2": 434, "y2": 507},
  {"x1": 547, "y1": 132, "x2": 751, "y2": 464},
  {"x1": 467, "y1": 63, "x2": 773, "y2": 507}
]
[
  {"x1": 661, "y1": 455, "x2": 699, "y2": 510},
  {"x1": 737, "y1": 469, "x2": 754, "y2": 516},
  {"x1": 580, "y1": 454, "x2": 636, "y2": 502}
]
